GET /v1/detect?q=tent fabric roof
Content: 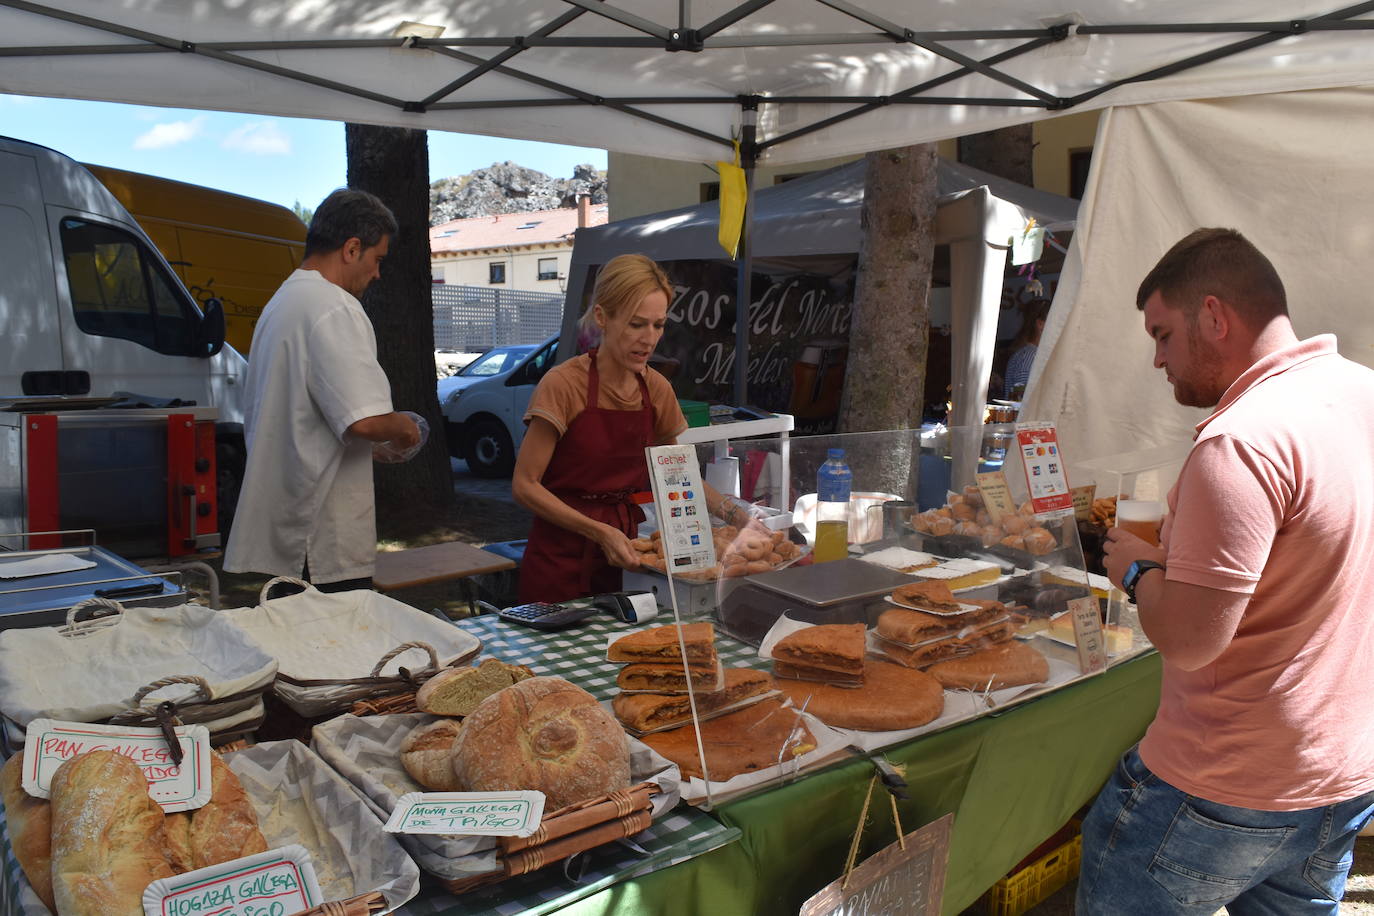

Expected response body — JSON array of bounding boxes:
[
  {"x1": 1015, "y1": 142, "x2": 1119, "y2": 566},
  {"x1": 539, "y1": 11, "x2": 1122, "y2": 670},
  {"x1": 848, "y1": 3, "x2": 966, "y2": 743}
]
[
  {"x1": 571, "y1": 157, "x2": 1078, "y2": 263},
  {"x1": 3, "y1": 2, "x2": 1374, "y2": 164}
]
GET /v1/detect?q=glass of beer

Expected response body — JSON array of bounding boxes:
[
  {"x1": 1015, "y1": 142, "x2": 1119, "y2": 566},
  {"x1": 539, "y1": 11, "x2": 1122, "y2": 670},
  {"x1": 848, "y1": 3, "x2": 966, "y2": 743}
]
[{"x1": 1116, "y1": 499, "x2": 1164, "y2": 546}]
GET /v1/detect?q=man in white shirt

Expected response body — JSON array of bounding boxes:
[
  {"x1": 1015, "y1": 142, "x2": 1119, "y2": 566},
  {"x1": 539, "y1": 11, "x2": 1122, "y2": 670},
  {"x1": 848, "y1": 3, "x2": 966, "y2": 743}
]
[{"x1": 224, "y1": 189, "x2": 420, "y2": 591}]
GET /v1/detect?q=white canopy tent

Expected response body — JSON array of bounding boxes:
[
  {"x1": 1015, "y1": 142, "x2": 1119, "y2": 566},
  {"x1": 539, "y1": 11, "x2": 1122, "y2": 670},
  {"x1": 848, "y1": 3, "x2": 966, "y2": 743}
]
[
  {"x1": 561, "y1": 157, "x2": 1077, "y2": 431},
  {"x1": 3, "y1": 1, "x2": 1374, "y2": 165},
  {"x1": 1022, "y1": 85, "x2": 1374, "y2": 474}
]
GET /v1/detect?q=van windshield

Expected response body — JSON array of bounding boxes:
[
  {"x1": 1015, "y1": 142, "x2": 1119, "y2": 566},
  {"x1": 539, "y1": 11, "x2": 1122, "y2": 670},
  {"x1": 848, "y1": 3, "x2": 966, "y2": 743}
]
[{"x1": 461, "y1": 345, "x2": 536, "y2": 377}]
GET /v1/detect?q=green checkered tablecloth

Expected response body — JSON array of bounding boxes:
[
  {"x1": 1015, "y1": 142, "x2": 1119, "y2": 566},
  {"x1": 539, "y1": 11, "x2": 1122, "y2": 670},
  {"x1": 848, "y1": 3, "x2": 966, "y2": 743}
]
[{"x1": 394, "y1": 613, "x2": 748, "y2": 915}]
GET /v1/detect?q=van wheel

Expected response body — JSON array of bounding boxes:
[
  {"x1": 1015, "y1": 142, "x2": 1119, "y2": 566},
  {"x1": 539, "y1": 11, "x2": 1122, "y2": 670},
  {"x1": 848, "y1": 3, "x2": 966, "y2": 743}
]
[
  {"x1": 216, "y1": 437, "x2": 246, "y2": 536},
  {"x1": 466, "y1": 419, "x2": 514, "y2": 478}
]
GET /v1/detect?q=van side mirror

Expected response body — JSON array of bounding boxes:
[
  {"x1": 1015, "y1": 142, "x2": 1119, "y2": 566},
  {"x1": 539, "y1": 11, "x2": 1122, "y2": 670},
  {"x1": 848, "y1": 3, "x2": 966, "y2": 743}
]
[{"x1": 197, "y1": 298, "x2": 226, "y2": 357}]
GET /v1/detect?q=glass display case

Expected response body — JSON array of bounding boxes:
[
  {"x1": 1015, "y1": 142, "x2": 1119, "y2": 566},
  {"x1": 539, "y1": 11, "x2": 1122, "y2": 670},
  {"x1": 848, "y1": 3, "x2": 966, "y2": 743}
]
[{"x1": 609, "y1": 422, "x2": 1164, "y2": 807}]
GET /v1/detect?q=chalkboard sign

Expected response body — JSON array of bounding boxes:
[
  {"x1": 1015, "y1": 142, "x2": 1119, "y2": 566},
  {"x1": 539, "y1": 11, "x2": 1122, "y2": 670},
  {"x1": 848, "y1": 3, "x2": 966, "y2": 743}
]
[{"x1": 800, "y1": 813, "x2": 953, "y2": 916}]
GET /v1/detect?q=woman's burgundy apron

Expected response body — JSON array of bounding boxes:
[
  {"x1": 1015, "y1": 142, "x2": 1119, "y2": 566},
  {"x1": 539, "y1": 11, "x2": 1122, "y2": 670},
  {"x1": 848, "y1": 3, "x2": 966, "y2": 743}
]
[{"x1": 519, "y1": 351, "x2": 655, "y2": 603}]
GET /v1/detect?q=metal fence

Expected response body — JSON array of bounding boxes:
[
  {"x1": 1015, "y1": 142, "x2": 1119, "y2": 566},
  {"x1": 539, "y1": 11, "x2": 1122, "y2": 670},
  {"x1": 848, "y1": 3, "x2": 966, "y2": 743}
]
[{"x1": 432, "y1": 284, "x2": 564, "y2": 351}]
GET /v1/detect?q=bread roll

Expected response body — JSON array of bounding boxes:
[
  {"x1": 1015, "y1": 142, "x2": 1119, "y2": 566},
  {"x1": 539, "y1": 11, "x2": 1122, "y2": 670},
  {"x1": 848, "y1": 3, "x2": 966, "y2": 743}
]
[
  {"x1": 189, "y1": 754, "x2": 267, "y2": 870},
  {"x1": 452, "y1": 676, "x2": 630, "y2": 811},
  {"x1": 1, "y1": 752, "x2": 54, "y2": 910},
  {"x1": 401, "y1": 718, "x2": 465, "y2": 791},
  {"x1": 416, "y1": 657, "x2": 532, "y2": 717},
  {"x1": 50, "y1": 750, "x2": 174, "y2": 916}
]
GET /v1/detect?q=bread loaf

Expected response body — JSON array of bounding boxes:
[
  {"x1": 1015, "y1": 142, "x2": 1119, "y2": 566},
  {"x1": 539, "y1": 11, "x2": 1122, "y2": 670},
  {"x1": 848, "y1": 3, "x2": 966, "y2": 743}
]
[
  {"x1": 1, "y1": 752, "x2": 54, "y2": 911},
  {"x1": 162, "y1": 811, "x2": 194, "y2": 873},
  {"x1": 400, "y1": 718, "x2": 465, "y2": 790},
  {"x1": 416, "y1": 657, "x2": 532, "y2": 717},
  {"x1": 188, "y1": 754, "x2": 267, "y2": 870},
  {"x1": 452, "y1": 676, "x2": 631, "y2": 811},
  {"x1": 50, "y1": 750, "x2": 175, "y2": 916}
]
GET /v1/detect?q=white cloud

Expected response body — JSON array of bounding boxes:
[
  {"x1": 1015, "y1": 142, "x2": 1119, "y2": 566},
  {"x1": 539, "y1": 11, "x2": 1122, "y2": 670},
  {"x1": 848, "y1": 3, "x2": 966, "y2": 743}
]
[
  {"x1": 133, "y1": 116, "x2": 206, "y2": 149},
  {"x1": 221, "y1": 121, "x2": 291, "y2": 156}
]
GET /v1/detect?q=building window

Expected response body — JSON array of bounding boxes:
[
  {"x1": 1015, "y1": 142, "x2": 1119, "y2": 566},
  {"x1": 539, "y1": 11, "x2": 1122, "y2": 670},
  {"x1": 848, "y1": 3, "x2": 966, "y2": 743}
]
[
  {"x1": 537, "y1": 257, "x2": 559, "y2": 281},
  {"x1": 489, "y1": 262, "x2": 506, "y2": 284},
  {"x1": 431, "y1": 267, "x2": 445, "y2": 284}
]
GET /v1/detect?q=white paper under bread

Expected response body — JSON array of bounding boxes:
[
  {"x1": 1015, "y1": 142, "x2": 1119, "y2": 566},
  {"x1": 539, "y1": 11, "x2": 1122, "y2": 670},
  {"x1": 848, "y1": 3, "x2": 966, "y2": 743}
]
[
  {"x1": 0, "y1": 603, "x2": 277, "y2": 726},
  {"x1": 310, "y1": 713, "x2": 682, "y2": 881},
  {"x1": 855, "y1": 546, "x2": 941, "y2": 571},
  {"x1": 220, "y1": 740, "x2": 419, "y2": 910},
  {"x1": 223, "y1": 588, "x2": 480, "y2": 681},
  {"x1": 0, "y1": 553, "x2": 97, "y2": 579}
]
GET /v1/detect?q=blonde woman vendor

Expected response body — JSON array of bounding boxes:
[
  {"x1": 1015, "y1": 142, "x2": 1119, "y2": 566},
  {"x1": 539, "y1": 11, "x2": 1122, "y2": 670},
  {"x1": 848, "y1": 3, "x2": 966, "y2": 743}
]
[{"x1": 512, "y1": 253, "x2": 750, "y2": 603}]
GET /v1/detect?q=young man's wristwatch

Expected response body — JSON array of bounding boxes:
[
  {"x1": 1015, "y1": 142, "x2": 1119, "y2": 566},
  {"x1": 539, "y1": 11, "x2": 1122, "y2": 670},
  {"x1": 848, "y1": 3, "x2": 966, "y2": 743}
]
[{"x1": 1122, "y1": 560, "x2": 1165, "y2": 603}]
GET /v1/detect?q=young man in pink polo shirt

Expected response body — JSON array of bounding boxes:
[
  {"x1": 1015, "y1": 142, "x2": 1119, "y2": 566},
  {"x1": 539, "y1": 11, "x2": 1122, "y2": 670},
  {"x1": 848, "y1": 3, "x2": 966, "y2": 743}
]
[{"x1": 1079, "y1": 228, "x2": 1374, "y2": 914}]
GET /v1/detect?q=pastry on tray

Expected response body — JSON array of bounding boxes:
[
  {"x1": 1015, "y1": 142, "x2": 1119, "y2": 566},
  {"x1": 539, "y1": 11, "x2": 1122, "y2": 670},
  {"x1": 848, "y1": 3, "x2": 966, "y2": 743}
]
[
  {"x1": 640, "y1": 696, "x2": 816, "y2": 782},
  {"x1": 925, "y1": 641, "x2": 1050, "y2": 691},
  {"x1": 771, "y1": 623, "x2": 865, "y2": 677},
  {"x1": 608, "y1": 622, "x2": 718, "y2": 668},
  {"x1": 772, "y1": 659, "x2": 945, "y2": 731},
  {"x1": 612, "y1": 668, "x2": 771, "y2": 732},
  {"x1": 891, "y1": 580, "x2": 964, "y2": 614},
  {"x1": 616, "y1": 662, "x2": 726, "y2": 694}
]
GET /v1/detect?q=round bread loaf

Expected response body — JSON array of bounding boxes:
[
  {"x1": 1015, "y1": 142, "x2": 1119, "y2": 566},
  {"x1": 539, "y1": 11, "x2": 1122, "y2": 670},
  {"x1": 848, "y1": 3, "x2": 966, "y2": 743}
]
[
  {"x1": 401, "y1": 718, "x2": 465, "y2": 791},
  {"x1": 451, "y1": 676, "x2": 630, "y2": 811}
]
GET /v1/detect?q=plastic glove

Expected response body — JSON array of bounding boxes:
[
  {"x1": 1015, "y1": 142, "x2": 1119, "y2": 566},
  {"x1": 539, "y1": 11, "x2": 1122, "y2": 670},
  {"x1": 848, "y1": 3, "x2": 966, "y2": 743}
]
[{"x1": 373, "y1": 411, "x2": 429, "y2": 464}]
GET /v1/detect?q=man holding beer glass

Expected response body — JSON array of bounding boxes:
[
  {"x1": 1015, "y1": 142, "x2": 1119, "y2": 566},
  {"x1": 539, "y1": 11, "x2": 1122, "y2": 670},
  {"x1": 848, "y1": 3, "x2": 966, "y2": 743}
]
[{"x1": 1079, "y1": 229, "x2": 1374, "y2": 915}]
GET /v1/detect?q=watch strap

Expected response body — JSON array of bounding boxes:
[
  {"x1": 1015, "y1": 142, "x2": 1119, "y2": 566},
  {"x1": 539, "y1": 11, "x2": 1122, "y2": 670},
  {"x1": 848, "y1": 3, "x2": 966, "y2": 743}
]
[{"x1": 1124, "y1": 560, "x2": 1165, "y2": 603}]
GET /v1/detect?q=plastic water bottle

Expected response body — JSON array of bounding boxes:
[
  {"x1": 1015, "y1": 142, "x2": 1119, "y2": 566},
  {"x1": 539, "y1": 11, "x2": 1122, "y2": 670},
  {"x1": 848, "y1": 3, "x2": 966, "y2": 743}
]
[{"x1": 814, "y1": 448, "x2": 852, "y2": 563}]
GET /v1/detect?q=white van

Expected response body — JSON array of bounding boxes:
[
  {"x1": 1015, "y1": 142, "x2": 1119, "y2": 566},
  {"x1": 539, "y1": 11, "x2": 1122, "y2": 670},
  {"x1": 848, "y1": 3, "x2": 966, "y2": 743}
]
[
  {"x1": 439, "y1": 335, "x2": 558, "y2": 477},
  {"x1": 0, "y1": 136, "x2": 247, "y2": 513}
]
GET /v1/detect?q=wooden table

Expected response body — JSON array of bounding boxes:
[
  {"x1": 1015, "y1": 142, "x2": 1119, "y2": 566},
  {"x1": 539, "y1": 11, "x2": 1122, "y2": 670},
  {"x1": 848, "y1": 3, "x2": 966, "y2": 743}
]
[{"x1": 372, "y1": 541, "x2": 517, "y2": 611}]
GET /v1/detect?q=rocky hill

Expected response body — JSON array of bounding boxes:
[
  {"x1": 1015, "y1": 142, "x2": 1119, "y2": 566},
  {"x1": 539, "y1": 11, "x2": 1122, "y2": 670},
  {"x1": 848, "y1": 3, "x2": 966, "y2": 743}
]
[{"x1": 430, "y1": 161, "x2": 607, "y2": 225}]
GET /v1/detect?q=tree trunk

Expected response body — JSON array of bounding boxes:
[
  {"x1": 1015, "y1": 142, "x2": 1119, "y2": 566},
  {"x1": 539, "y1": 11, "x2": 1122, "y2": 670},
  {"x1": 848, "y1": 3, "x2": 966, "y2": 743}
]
[
  {"x1": 838, "y1": 143, "x2": 939, "y2": 500},
  {"x1": 957, "y1": 124, "x2": 1034, "y2": 185},
  {"x1": 344, "y1": 123, "x2": 454, "y2": 533}
]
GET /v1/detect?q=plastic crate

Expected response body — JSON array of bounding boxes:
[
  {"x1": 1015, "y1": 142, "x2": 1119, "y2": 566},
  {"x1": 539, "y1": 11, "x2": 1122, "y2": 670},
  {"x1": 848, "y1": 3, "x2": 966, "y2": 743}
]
[
  {"x1": 678, "y1": 399, "x2": 711, "y2": 428},
  {"x1": 985, "y1": 828, "x2": 1082, "y2": 916}
]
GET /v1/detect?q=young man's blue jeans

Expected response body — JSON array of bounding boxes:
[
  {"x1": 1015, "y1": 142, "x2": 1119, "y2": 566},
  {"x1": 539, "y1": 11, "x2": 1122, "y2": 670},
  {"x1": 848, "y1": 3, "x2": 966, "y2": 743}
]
[{"x1": 1077, "y1": 745, "x2": 1374, "y2": 915}]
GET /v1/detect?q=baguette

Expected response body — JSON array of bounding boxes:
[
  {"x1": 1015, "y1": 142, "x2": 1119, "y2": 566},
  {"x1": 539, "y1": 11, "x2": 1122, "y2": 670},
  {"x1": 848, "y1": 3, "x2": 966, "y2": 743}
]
[
  {"x1": 1, "y1": 752, "x2": 54, "y2": 911},
  {"x1": 50, "y1": 750, "x2": 175, "y2": 916}
]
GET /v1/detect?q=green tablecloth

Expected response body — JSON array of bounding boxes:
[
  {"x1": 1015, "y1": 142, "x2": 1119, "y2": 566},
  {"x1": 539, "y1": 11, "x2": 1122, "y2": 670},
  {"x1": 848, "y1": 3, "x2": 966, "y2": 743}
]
[{"x1": 553, "y1": 650, "x2": 1163, "y2": 916}]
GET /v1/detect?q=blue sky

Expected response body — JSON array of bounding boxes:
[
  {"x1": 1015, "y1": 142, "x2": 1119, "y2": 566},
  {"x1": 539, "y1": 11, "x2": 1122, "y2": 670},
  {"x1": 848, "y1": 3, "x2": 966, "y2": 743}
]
[{"x1": 0, "y1": 94, "x2": 607, "y2": 212}]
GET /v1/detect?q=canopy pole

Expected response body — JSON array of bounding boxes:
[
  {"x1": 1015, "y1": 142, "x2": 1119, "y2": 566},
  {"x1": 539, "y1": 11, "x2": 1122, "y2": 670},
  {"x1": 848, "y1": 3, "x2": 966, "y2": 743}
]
[{"x1": 733, "y1": 98, "x2": 759, "y2": 406}]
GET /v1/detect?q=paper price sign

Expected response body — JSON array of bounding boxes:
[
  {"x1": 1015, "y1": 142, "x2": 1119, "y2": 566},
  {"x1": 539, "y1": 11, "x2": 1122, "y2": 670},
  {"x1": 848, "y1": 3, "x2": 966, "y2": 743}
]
[
  {"x1": 1014, "y1": 424, "x2": 1074, "y2": 518},
  {"x1": 385, "y1": 791, "x2": 545, "y2": 837},
  {"x1": 1071, "y1": 485, "x2": 1097, "y2": 521},
  {"x1": 975, "y1": 471, "x2": 1017, "y2": 525},
  {"x1": 645, "y1": 444, "x2": 717, "y2": 574},
  {"x1": 1067, "y1": 597, "x2": 1107, "y2": 674},
  {"x1": 23, "y1": 719, "x2": 212, "y2": 812},
  {"x1": 142, "y1": 845, "x2": 322, "y2": 916}
]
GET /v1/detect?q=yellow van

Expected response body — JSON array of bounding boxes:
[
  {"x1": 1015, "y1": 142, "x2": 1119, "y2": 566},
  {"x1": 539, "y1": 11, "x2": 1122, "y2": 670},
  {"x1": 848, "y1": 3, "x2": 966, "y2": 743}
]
[{"x1": 84, "y1": 164, "x2": 306, "y2": 354}]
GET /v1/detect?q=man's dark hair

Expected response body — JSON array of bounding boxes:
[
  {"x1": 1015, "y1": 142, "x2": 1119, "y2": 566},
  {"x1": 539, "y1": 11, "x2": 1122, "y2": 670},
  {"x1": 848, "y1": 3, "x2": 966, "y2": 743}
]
[
  {"x1": 304, "y1": 189, "x2": 398, "y2": 258},
  {"x1": 1135, "y1": 228, "x2": 1287, "y2": 327}
]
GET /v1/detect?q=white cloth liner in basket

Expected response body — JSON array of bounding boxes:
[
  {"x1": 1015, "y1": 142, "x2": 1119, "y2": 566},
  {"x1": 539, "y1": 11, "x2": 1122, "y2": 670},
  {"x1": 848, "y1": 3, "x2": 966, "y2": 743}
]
[
  {"x1": 0, "y1": 597, "x2": 278, "y2": 728},
  {"x1": 221, "y1": 577, "x2": 482, "y2": 717}
]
